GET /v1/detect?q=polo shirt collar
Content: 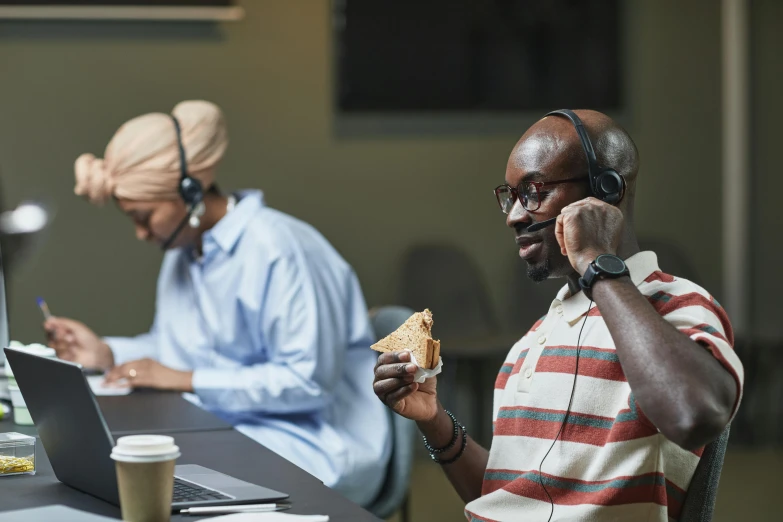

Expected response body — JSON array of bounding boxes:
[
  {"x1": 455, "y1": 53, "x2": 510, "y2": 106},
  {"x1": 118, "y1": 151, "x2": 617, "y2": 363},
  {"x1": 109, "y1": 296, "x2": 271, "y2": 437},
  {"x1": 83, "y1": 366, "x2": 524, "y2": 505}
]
[{"x1": 558, "y1": 251, "x2": 660, "y2": 324}]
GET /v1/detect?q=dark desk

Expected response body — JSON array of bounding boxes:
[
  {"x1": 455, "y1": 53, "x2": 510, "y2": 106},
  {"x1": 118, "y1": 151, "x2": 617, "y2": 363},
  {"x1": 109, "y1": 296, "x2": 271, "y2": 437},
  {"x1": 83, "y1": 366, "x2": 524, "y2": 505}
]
[
  {"x1": 5, "y1": 391, "x2": 232, "y2": 436},
  {"x1": 0, "y1": 394, "x2": 381, "y2": 521},
  {"x1": 97, "y1": 391, "x2": 232, "y2": 435}
]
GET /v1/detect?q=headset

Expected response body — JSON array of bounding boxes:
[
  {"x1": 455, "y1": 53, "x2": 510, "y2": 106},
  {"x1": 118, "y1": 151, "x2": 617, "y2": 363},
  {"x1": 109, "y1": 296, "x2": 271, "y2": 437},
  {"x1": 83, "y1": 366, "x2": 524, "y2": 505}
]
[
  {"x1": 547, "y1": 109, "x2": 623, "y2": 204},
  {"x1": 160, "y1": 115, "x2": 204, "y2": 250},
  {"x1": 527, "y1": 109, "x2": 624, "y2": 232},
  {"x1": 534, "y1": 111, "x2": 618, "y2": 520},
  {"x1": 537, "y1": 300, "x2": 593, "y2": 522}
]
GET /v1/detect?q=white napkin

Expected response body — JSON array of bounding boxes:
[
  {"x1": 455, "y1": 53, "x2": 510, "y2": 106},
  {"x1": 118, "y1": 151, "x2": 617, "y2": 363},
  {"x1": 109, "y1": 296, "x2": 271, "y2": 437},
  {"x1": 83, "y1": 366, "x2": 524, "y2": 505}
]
[
  {"x1": 409, "y1": 352, "x2": 443, "y2": 383},
  {"x1": 205, "y1": 513, "x2": 329, "y2": 521}
]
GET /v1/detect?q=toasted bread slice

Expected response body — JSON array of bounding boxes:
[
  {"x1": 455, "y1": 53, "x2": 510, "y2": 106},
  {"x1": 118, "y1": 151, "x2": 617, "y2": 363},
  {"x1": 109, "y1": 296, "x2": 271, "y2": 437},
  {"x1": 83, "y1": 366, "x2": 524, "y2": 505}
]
[{"x1": 372, "y1": 309, "x2": 441, "y2": 369}]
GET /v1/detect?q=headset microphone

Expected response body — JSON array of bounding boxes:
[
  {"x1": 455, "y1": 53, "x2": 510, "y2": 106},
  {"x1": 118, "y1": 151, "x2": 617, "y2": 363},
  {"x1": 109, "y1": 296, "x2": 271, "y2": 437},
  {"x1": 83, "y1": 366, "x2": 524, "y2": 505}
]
[{"x1": 526, "y1": 217, "x2": 557, "y2": 232}]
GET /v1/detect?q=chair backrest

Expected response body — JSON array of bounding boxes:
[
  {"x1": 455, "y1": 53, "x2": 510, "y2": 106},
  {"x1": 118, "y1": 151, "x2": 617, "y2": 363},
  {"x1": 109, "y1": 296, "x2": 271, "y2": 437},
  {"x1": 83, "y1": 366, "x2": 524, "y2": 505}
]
[
  {"x1": 399, "y1": 243, "x2": 497, "y2": 339},
  {"x1": 679, "y1": 424, "x2": 731, "y2": 522},
  {"x1": 366, "y1": 306, "x2": 417, "y2": 519}
]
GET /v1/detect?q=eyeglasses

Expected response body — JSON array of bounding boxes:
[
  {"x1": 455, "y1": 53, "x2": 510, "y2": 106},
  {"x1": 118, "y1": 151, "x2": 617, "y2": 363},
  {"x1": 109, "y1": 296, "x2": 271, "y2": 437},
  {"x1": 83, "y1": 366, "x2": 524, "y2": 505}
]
[{"x1": 494, "y1": 176, "x2": 589, "y2": 213}]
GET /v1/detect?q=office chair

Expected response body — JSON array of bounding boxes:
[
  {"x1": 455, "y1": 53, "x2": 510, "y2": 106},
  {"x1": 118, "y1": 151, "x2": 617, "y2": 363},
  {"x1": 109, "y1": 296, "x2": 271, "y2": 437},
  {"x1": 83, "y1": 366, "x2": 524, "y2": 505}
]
[{"x1": 679, "y1": 424, "x2": 731, "y2": 522}]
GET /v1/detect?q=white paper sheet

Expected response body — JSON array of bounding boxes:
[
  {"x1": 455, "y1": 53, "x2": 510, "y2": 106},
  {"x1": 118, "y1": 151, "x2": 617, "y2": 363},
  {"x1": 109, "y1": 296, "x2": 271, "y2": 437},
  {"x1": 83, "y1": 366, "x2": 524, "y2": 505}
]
[{"x1": 87, "y1": 375, "x2": 131, "y2": 396}]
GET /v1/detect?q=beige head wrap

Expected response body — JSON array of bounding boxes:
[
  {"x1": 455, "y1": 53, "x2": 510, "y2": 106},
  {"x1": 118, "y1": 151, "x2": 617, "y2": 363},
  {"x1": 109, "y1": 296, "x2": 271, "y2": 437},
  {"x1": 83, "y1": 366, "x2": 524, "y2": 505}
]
[{"x1": 74, "y1": 100, "x2": 228, "y2": 205}]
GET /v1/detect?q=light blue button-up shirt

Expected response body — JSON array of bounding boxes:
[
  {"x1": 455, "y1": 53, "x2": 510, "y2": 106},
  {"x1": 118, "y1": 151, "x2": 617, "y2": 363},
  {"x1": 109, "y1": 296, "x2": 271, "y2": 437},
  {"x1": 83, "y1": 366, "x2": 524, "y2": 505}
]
[{"x1": 105, "y1": 190, "x2": 390, "y2": 506}]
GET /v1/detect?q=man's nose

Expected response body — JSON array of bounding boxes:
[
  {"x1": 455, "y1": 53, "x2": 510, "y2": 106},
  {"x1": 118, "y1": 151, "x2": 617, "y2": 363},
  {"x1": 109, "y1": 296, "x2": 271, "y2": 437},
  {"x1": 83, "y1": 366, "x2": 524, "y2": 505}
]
[{"x1": 506, "y1": 198, "x2": 532, "y2": 229}]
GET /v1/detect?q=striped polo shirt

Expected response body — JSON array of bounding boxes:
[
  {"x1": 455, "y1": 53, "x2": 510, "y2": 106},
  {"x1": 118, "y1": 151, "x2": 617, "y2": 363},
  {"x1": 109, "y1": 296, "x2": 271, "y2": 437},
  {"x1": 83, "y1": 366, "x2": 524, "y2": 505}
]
[{"x1": 464, "y1": 251, "x2": 743, "y2": 522}]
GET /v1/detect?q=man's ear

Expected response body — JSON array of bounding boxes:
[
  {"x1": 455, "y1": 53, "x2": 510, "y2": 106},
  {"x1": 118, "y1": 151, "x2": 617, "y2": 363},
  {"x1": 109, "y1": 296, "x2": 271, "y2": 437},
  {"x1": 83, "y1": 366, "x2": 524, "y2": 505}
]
[{"x1": 616, "y1": 176, "x2": 628, "y2": 205}]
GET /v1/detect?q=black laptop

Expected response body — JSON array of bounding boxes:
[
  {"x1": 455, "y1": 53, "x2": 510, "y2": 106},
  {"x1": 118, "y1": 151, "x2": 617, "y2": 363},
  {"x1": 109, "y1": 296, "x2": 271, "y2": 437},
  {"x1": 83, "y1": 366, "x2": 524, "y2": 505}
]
[{"x1": 4, "y1": 348, "x2": 289, "y2": 510}]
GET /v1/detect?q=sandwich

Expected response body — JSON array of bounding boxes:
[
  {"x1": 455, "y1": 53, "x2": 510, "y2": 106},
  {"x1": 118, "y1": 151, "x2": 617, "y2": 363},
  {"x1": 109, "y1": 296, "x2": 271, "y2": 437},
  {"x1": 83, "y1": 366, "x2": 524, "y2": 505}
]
[{"x1": 371, "y1": 309, "x2": 441, "y2": 369}]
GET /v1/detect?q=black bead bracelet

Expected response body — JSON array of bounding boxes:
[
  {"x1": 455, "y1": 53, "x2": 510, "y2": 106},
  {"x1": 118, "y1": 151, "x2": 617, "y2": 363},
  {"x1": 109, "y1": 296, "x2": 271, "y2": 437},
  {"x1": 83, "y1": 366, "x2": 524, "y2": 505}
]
[
  {"x1": 432, "y1": 425, "x2": 468, "y2": 465},
  {"x1": 422, "y1": 409, "x2": 468, "y2": 465},
  {"x1": 422, "y1": 409, "x2": 460, "y2": 454}
]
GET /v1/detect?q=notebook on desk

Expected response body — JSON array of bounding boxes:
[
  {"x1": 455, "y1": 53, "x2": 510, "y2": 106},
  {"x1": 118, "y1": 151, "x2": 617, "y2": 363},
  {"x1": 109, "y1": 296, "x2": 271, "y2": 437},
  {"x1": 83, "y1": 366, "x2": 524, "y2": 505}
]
[{"x1": 4, "y1": 348, "x2": 289, "y2": 511}]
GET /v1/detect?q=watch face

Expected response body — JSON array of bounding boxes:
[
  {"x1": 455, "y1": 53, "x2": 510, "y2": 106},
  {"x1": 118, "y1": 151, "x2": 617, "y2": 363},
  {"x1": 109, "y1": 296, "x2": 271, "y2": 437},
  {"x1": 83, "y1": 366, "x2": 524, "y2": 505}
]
[{"x1": 595, "y1": 254, "x2": 626, "y2": 275}]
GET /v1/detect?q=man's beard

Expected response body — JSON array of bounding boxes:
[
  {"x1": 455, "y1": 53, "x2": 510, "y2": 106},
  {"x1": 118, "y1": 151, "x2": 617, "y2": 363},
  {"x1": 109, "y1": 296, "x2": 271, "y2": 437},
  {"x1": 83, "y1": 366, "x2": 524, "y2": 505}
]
[{"x1": 526, "y1": 258, "x2": 551, "y2": 282}]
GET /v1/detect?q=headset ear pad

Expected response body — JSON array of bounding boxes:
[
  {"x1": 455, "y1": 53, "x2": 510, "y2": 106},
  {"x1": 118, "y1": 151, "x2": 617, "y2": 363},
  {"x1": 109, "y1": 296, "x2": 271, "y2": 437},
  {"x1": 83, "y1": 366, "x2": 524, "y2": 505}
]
[
  {"x1": 595, "y1": 169, "x2": 623, "y2": 204},
  {"x1": 179, "y1": 176, "x2": 204, "y2": 207}
]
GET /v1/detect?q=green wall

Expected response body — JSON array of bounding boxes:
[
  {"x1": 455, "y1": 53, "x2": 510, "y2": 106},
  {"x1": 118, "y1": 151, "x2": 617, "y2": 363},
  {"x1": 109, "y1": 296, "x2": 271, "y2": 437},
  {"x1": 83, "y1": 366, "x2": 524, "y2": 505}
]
[{"x1": 0, "y1": 0, "x2": 724, "y2": 344}]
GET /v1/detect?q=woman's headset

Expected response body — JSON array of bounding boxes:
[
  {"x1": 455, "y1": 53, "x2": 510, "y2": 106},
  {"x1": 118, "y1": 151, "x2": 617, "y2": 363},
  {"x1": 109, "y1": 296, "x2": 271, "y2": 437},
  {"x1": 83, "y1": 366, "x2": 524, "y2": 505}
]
[
  {"x1": 171, "y1": 115, "x2": 204, "y2": 209},
  {"x1": 160, "y1": 116, "x2": 204, "y2": 250}
]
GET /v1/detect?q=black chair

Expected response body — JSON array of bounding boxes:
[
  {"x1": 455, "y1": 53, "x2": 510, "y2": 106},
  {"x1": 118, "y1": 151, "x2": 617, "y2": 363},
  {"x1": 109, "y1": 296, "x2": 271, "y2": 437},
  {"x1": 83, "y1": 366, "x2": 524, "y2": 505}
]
[{"x1": 679, "y1": 425, "x2": 731, "y2": 522}]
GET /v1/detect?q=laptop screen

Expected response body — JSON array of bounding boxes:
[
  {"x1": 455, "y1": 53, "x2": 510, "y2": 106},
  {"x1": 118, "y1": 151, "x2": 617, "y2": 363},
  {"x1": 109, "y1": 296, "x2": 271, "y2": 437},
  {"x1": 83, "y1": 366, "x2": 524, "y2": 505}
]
[{"x1": 0, "y1": 245, "x2": 9, "y2": 363}]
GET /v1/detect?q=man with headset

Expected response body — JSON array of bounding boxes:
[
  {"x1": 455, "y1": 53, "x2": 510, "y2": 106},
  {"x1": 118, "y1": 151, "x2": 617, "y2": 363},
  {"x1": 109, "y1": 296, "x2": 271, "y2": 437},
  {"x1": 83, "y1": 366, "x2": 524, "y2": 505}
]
[
  {"x1": 373, "y1": 109, "x2": 743, "y2": 521},
  {"x1": 44, "y1": 101, "x2": 391, "y2": 507}
]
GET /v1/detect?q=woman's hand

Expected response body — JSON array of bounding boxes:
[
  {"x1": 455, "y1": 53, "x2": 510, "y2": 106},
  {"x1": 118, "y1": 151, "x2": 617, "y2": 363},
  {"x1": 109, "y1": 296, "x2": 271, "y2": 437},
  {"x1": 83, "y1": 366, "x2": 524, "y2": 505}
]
[
  {"x1": 104, "y1": 358, "x2": 194, "y2": 392},
  {"x1": 44, "y1": 317, "x2": 114, "y2": 370}
]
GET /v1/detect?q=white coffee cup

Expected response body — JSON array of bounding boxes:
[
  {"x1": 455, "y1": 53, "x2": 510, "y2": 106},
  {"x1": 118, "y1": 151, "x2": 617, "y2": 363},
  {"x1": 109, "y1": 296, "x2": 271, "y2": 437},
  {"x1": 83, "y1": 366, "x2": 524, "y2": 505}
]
[{"x1": 111, "y1": 435, "x2": 180, "y2": 522}]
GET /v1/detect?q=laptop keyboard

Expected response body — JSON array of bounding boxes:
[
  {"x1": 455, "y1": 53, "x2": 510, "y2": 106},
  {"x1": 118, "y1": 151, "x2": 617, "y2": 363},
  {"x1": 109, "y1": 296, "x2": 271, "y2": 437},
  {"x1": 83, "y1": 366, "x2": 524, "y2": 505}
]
[{"x1": 173, "y1": 477, "x2": 232, "y2": 503}]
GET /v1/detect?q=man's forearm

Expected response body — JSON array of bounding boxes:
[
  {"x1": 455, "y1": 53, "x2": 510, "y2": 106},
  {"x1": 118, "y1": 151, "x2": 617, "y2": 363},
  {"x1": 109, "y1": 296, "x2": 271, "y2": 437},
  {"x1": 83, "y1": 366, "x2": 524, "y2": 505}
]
[
  {"x1": 591, "y1": 277, "x2": 736, "y2": 449},
  {"x1": 417, "y1": 403, "x2": 489, "y2": 503}
]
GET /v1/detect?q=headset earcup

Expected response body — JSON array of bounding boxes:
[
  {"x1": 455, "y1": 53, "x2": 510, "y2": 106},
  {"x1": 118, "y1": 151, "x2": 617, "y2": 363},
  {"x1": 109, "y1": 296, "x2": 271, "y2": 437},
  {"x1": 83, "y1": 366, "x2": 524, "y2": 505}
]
[
  {"x1": 596, "y1": 170, "x2": 622, "y2": 204},
  {"x1": 179, "y1": 176, "x2": 204, "y2": 206}
]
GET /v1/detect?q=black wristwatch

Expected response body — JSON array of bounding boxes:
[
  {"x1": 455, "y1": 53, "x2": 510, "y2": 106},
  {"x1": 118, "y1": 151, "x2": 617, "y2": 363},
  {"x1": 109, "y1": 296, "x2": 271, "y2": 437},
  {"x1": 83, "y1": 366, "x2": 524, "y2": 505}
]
[{"x1": 578, "y1": 254, "x2": 630, "y2": 295}]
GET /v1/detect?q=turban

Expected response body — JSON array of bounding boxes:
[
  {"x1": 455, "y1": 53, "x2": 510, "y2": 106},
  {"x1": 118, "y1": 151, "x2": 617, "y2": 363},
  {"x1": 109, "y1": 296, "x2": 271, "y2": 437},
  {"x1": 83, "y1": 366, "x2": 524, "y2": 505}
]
[{"x1": 74, "y1": 100, "x2": 228, "y2": 205}]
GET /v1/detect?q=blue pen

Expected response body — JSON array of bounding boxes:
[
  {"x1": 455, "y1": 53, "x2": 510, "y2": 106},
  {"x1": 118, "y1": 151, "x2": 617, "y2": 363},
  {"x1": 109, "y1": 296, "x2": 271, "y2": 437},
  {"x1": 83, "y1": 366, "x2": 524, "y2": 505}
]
[{"x1": 36, "y1": 297, "x2": 52, "y2": 321}]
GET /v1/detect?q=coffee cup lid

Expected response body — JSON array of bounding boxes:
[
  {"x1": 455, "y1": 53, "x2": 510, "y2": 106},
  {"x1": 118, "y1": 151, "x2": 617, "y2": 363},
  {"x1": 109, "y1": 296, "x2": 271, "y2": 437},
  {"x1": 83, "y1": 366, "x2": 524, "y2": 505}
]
[{"x1": 111, "y1": 435, "x2": 180, "y2": 463}]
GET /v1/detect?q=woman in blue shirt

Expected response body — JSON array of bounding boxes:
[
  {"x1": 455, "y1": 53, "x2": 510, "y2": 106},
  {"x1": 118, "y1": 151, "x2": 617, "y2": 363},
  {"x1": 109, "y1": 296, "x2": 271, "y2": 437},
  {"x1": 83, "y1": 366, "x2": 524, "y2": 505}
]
[{"x1": 45, "y1": 100, "x2": 390, "y2": 506}]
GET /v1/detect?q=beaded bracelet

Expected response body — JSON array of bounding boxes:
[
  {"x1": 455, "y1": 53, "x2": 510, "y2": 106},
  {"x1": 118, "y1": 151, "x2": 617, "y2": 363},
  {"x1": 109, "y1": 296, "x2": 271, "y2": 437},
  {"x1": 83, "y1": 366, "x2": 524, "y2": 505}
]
[
  {"x1": 422, "y1": 409, "x2": 460, "y2": 454},
  {"x1": 433, "y1": 424, "x2": 468, "y2": 465},
  {"x1": 422, "y1": 409, "x2": 468, "y2": 465}
]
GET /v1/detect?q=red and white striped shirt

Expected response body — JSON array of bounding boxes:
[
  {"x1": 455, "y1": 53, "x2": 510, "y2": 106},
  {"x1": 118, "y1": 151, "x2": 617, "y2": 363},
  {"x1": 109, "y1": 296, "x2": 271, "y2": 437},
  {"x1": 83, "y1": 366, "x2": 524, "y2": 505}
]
[{"x1": 464, "y1": 251, "x2": 743, "y2": 522}]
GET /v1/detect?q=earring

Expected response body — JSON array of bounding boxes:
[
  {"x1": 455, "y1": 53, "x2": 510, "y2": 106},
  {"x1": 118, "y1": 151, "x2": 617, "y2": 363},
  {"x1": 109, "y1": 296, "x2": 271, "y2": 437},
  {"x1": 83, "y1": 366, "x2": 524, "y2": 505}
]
[{"x1": 188, "y1": 201, "x2": 206, "y2": 229}]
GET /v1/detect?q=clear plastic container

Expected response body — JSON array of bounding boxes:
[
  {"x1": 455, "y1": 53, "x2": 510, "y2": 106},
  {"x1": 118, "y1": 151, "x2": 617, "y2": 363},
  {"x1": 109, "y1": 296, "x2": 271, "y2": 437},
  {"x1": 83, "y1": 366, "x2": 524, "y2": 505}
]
[{"x1": 0, "y1": 432, "x2": 36, "y2": 476}]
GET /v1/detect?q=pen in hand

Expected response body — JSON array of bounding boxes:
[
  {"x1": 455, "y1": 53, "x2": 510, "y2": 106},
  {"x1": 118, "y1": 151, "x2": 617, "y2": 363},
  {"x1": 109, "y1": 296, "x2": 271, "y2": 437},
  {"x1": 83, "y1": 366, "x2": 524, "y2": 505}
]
[
  {"x1": 37, "y1": 296, "x2": 55, "y2": 344},
  {"x1": 36, "y1": 296, "x2": 52, "y2": 321},
  {"x1": 34, "y1": 298, "x2": 103, "y2": 376}
]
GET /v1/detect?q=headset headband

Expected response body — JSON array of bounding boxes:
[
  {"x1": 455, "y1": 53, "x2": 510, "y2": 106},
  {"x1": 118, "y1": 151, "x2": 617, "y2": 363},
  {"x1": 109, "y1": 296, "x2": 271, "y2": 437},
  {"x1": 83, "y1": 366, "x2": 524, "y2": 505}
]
[{"x1": 545, "y1": 109, "x2": 600, "y2": 178}]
